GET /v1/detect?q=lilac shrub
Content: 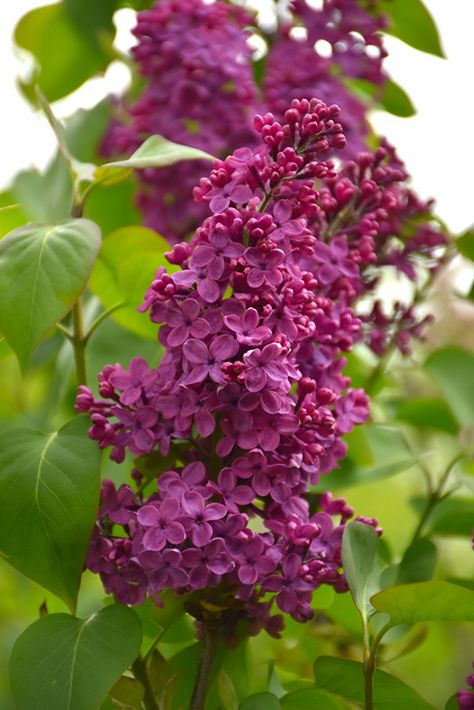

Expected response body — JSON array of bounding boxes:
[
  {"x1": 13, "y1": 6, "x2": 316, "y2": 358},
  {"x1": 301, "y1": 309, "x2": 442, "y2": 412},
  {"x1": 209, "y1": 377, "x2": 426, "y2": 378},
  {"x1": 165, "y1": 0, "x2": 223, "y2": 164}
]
[{"x1": 79, "y1": 98, "x2": 384, "y2": 635}]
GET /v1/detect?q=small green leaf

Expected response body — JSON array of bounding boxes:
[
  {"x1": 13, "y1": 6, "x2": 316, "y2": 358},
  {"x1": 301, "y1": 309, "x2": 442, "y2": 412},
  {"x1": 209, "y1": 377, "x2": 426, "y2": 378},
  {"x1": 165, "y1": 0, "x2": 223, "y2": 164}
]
[
  {"x1": 315, "y1": 425, "x2": 417, "y2": 490},
  {"x1": 89, "y1": 226, "x2": 171, "y2": 340},
  {"x1": 0, "y1": 219, "x2": 101, "y2": 369},
  {"x1": 341, "y1": 521, "x2": 380, "y2": 622},
  {"x1": 379, "y1": 79, "x2": 416, "y2": 117},
  {"x1": 395, "y1": 397, "x2": 459, "y2": 434},
  {"x1": 371, "y1": 581, "x2": 474, "y2": 627},
  {"x1": 12, "y1": 154, "x2": 73, "y2": 223},
  {"x1": 427, "y1": 498, "x2": 474, "y2": 537},
  {"x1": 396, "y1": 539, "x2": 437, "y2": 584},
  {"x1": 281, "y1": 688, "x2": 347, "y2": 709},
  {"x1": 0, "y1": 417, "x2": 101, "y2": 610},
  {"x1": 94, "y1": 135, "x2": 215, "y2": 186},
  {"x1": 0, "y1": 196, "x2": 28, "y2": 238},
  {"x1": 9, "y1": 605, "x2": 142, "y2": 710},
  {"x1": 15, "y1": 3, "x2": 113, "y2": 102},
  {"x1": 425, "y1": 347, "x2": 474, "y2": 427},
  {"x1": 445, "y1": 694, "x2": 460, "y2": 709},
  {"x1": 377, "y1": 0, "x2": 444, "y2": 57},
  {"x1": 314, "y1": 656, "x2": 436, "y2": 709},
  {"x1": 239, "y1": 693, "x2": 280, "y2": 710},
  {"x1": 456, "y1": 228, "x2": 474, "y2": 261},
  {"x1": 108, "y1": 675, "x2": 144, "y2": 709}
]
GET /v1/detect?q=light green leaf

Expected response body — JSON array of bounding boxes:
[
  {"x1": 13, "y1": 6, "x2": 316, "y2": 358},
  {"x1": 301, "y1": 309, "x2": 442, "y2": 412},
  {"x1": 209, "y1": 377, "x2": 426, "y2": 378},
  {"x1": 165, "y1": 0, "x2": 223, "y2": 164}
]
[
  {"x1": 378, "y1": 0, "x2": 444, "y2": 57},
  {"x1": 379, "y1": 79, "x2": 416, "y2": 117},
  {"x1": 315, "y1": 425, "x2": 416, "y2": 490},
  {"x1": 12, "y1": 154, "x2": 73, "y2": 223},
  {"x1": 342, "y1": 521, "x2": 380, "y2": 622},
  {"x1": 0, "y1": 202, "x2": 28, "y2": 239},
  {"x1": 15, "y1": 3, "x2": 113, "y2": 103},
  {"x1": 456, "y1": 228, "x2": 474, "y2": 262},
  {"x1": 425, "y1": 347, "x2": 474, "y2": 427},
  {"x1": 239, "y1": 693, "x2": 280, "y2": 710},
  {"x1": 94, "y1": 135, "x2": 215, "y2": 186},
  {"x1": 395, "y1": 397, "x2": 459, "y2": 434},
  {"x1": 89, "y1": 226, "x2": 171, "y2": 340},
  {"x1": 9, "y1": 605, "x2": 142, "y2": 710},
  {"x1": 314, "y1": 656, "x2": 436, "y2": 709},
  {"x1": 371, "y1": 581, "x2": 474, "y2": 627},
  {"x1": 396, "y1": 538, "x2": 437, "y2": 584},
  {"x1": 0, "y1": 416, "x2": 101, "y2": 610},
  {"x1": 427, "y1": 498, "x2": 474, "y2": 537},
  {"x1": 280, "y1": 688, "x2": 347, "y2": 709},
  {"x1": 108, "y1": 675, "x2": 145, "y2": 709},
  {"x1": 0, "y1": 219, "x2": 101, "y2": 369}
]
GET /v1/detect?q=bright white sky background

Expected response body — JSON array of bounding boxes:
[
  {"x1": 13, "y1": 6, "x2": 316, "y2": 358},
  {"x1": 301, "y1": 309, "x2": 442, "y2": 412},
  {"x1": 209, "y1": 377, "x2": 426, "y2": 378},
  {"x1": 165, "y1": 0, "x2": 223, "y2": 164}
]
[{"x1": 0, "y1": 0, "x2": 473, "y2": 234}]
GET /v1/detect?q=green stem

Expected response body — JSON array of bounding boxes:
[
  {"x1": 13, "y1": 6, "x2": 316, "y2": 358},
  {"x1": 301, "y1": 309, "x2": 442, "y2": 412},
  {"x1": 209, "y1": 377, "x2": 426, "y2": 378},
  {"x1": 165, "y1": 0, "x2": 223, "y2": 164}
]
[
  {"x1": 131, "y1": 655, "x2": 159, "y2": 710},
  {"x1": 363, "y1": 624, "x2": 389, "y2": 710},
  {"x1": 83, "y1": 302, "x2": 125, "y2": 343},
  {"x1": 71, "y1": 300, "x2": 87, "y2": 386},
  {"x1": 410, "y1": 452, "x2": 463, "y2": 545},
  {"x1": 190, "y1": 626, "x2": 220, "y2": 710}
]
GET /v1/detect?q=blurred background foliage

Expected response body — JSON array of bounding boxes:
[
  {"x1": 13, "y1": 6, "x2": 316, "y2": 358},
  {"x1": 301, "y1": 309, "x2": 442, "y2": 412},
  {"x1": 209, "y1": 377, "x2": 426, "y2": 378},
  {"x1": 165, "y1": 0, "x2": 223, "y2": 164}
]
[{"x1": 0, "y1": 1, "x2": 473, "y2": 709}]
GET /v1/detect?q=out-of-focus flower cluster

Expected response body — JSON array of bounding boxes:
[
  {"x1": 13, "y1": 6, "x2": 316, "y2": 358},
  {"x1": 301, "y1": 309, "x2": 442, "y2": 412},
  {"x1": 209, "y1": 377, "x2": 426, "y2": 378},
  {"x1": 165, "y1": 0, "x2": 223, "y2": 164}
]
[
  {"x1": 79, "y1": 98, "x2": 384, "y2": 634},
  {"x1": 457, "y1": 662, "x2": 474, "y2": 709}
]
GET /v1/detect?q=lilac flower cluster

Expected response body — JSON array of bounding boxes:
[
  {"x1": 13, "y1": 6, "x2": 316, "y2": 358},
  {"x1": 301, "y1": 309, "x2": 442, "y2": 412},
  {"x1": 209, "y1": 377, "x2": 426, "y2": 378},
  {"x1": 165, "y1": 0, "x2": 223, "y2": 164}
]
[
  {"x1": 457, "y1": 663, "x2": 474, "y2": 710},
  {"x1": 264, "y1": 0, "x2": 387, "y2": 157},
  {"x1": 79, "y1": 99, "x2": 381, "y2": 632},
  {"x1": 103, "y1": 0, "x2": 258, "y2": 242}
]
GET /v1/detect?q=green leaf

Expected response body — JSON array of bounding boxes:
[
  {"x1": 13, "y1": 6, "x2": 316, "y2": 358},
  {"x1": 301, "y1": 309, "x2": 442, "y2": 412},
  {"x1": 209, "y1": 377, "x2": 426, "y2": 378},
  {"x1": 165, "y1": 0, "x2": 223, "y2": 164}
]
[
  {"x1": 108, "y1": 676, "x2": 144, "y2": 709},
  {"x1": 456, "y1": 228, "x2": 474, "y2": 262},
  {"x1": 314, "y1": 656, "x2": 436, "y2": 709},
  {"x1": 94, "y1": 135, "x2": 215, "y2": 186},
  {"x1": 425, "y1": 347, "x2": 474, "y2": 427},
  {"x1": 239, "y1": 693, "x2": 280, "y2": 710},
  {"x1": 15, "y1": 3, "x2": 113, "y2": 102},
  {"x1": 63, "y1": 0, "x2": 116, "y2": 51},
  {"x1": 9, "y1": 605, "x2": 142, "y2": 710},
  {"x1": 12, "y1": 154, "x2": 73, "y2": 223},
  {"x1": 427, "y1": 498, "x2": 474, "y2": 537},
  {"x1": 315, "y1": 425, "x2": 416, "y2": 490},
  {"x1": 65, "y1": 100, "x2": 113, "y2": 163},
  {"x1": 371, "y1": 581, "x2": 474, "y2": 627},
  {"x1": 342, "y1": 521, "x2": 380, "y2": 623},
  {"x1": 0, "y1": 417, "x2": 101, "y2": 610},
  {"x1": 379, "y1": 79, "x2": 416, "y2": 117},
  {"x1": 281, "y1": 688, "x2": 347, "y2": 709},
  {"x1": 396, "y1": 539, "x2": 437, "y2": 584},
  {"x1": 378, "y1": 0, "x2": 444, "y2": 57},
  {"x1": 395, "y1": 397, "x2": 459, "y2": 434},
  {"x1": 89, "y1": 226, "x2": 171, "y2": 340},
  {"x1": 445, "y1": 694, "x2": 460, "y2": 710},
  {"x1": 84, "y1": 178, "x2": 140, "y2": 235},
  {"x1": 0, "y1": 219, "x2": 101, "y2": 369},
  {"x1": 0, "y1": 198, "x2": 28, "y2": 238}
]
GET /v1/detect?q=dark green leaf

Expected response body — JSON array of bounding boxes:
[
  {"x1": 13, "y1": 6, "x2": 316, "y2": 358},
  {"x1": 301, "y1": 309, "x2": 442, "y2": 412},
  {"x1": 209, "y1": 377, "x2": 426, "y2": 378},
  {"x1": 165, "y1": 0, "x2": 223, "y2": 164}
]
[
  {"x1": 0, "y1": 417, "x2": 101, "y2": 610},
  {"x1": 94, "y1": 135, "x2": 215, "y2": 185},
  {"x1": 84, "y1": 178, "x2": 140, "y2": 235},
  {"x1": 281, "y1": 688, "x2": 347, "y2": 709},
  {"x1": 396, "y1": 539, "x2": 437, "y2": 584},
  {"x1": 314, "y1": 656, "x2": 436, "y2": 709},
  {"x1": 239, "y1": 693, "x2": 280, "y2": 710},
  {"x1": 456, "y1": 229, "x2": 474, "y2": 261},
  {"x1": 379, "y1": 79, "x2": 416, "y2": 117},
  {"x1": 315, "y1": 425, "x2": 416, "y2": 490},
  {"x1": 0, "y1": 219, "x2": 101, "y2": 369},
  {"x1": 427, "y1": 498, "x2": 474, "y2": 537},
  {"x1": 378, "y1": 0, "x2": 444, "y2": 57},
  {"x1": 445, "y1": 694, "x2": 460, "y2": 709},
  {"x1": 371, "y1": 581, "x2": 474, "y2": 627},
  {"x1": 108, "y1": 676, "x2": 144, "y2": 709},
  {"x1": 425, "y1": 347, "x2": 474, "y2": 427},
  {"x1": 395, "y1": 397, "x2": 459, "y2": 434},
  {"x1": 89, "y1": 226, "x2": 171, "y2": 340},
  {"x1": 63, "y1": 0, "x2": 116, "y2": 51},
  {"x1": 15, "y1": 3, "x2": 113, "y2": 102},
  {"x1": 65, "y1": 100, "x2": 113, "y2": 163},
  {"x1": 12, "y1": 154, "x2": 73, "y2": 223},
  {"x1": 342, "y1": 521, "x2": 380, "y2": 622},
  {"x1": 10, "y1": 605, "x2": 142, "y2": 710}
]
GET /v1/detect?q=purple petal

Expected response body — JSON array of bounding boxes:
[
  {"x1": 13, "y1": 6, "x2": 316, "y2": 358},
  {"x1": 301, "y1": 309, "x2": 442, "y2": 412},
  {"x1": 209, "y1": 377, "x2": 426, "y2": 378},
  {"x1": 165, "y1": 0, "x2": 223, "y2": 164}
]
[
  {"x1": 143, "y1": 527, "x2": 166, "y2": 551},
  {"x1": 210, "y1": 334, "x2": 239, "y2": 360},
  {"x1": 182, "y1": 491, "x2": 204, "y2": 517},
  {"x1": 238, "y1": 565, "x2": 258, "y2": 585},
  {"x1": 137, "y1": 504, "x2": 160, "y2": 527},
  {"x1": 167, "y1": 521, "x2": 186, "y2": 545},
  {"x1": 204, "y1": 503, "x2": 227, "y2": 521},
  {"x1": 197, "y1": 278, "x2": 220, "y2": 303},
  {"x1": 183, "y1": 338, "x2": 208, "y2": 365},
  {"x1": 192, "y1": 522, "x2": 213, "y2": 547}
]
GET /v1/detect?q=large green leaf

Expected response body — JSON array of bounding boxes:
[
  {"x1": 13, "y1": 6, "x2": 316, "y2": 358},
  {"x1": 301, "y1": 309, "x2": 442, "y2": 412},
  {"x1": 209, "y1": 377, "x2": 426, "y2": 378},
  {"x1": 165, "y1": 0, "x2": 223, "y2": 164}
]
[
  {"x1": 395, "y1": 397, "x2": 459, "y2": 434},
  {"x1": 314, "y1": 656, "x2": 436, "y2": 709},
  {"x1": 396, "y1": 539, "x2": 437, "y2": 584},
  {"x1": 379, "y1": 79, "x2": 415, "y2": 117},
  {"x1": 63, "y1": 0, "x2": 116, "y2": 51},
  {"x1": 315, "y1": 425, "x2": 416, "y2": 490},
  {"x1": 342, "y1": 521, "x2": 380, "y2": 623},
  {"x1": 0, "y1": 417, "x2": 101, "y2": 610},
  {"x1": 0, "y1": 219, "x2": 101, "y2": 370},
  {"x1": 425, "y1": 347, "x2": 474, "y2": 427},
  {"x1": 377, "y1": 0, "x2": 444, "y2": 57},
  {"x1": 89, "y1": 226, "x2": 172, "y2": 339},
  {"x1": 94, "y1": 135, "x2": 215, "y2": 185},
  {"x1": 280, "y1": 688, "x2": 347, "y2": 709},
  {"x1": 9, "y1": 605, "x2": 142, "y2": 710},
  {"x1": 426, "y1": 498, "x2": 474, "y2": 537},
  {"x1": 12, "y1": 154, "x2": 73, "y2": 223},
  {"x1": 456, "y1": 228, "x2": 474, "y2": 262},
  {"x1": 240, "y1": 692, "x2": 280, "y2": 710},
  {"x1": 371, "y1": 581, "x2": 474, "y2": 627},
  {"x1": 15, "y1": 3, "x2": 113, "y2": 102}
]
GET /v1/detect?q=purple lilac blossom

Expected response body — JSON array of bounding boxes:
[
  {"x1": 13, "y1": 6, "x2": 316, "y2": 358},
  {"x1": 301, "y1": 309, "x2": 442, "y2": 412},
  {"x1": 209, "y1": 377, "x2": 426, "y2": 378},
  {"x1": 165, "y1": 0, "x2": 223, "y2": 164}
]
[
  {"x1": 457, "y1": 662, "x2": 474, "y2": 709},
  {"x1": 79, "y1": 99, "x2": 385, "y2": 635}
]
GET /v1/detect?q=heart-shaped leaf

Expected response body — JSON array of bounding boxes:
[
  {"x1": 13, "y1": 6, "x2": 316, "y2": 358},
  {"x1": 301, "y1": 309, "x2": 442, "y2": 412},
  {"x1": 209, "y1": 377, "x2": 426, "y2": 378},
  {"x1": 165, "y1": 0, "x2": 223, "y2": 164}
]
[
  {"x1": 0, "y1": 416, "x2": 101, "y2": 610},
  {"x1": 94, "y1": 135, "x2": 215, "y2": 186},
  {"x1": 314, "y1": 656, "x2": 436, "y2": 709},
  {"x1": 9, "y1": 605, "x2": 142, "y2": 710},
  {"x1": 377, "y1": 0, "x2": 444, "y2": 57},
  {"x1": 0, "y1": 219, "x2": 101, "y2": 370},
  {"x1": 342, "y1": 521, "x2": 380, "y2": 623},
  {"x1": 371, "y1": 581, "x2": 474, "y2": 628},
  {"x1": 425, "y1": 347, "x2": 474, "y2": 427},
  {"x1": 280, "y1": 688, "x2": 348, "y2": 709}
]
